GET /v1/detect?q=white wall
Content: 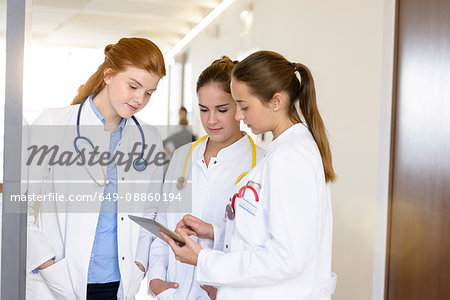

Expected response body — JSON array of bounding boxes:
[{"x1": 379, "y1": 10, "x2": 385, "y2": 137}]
[{"x1": 173, "y1": 0, "x2": 396, "y2": 299}]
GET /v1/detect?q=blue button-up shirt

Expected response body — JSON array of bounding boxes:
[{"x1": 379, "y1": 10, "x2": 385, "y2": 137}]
[{"x1": 87, "y1": 97, "x2": 126, "y2": 283}]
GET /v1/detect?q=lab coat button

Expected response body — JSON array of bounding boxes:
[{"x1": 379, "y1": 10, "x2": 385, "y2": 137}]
[
  {"x1": 122, "y1": 256, "x2": 125, "y2": 260},
  {"x1": 225, "y1": 244, "x2": 228, "y2": 249},
  {"x1": 121, "y1": 217, "x2": 124, "y2": 221},
  {"x1": 213, "y1": 161, "x2": 217, "y2": 164}
]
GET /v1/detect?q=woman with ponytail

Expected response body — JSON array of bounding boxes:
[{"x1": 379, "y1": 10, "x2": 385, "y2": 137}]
[
  {"x1": 26, "y1": 37, "x2": 166, "y2": 300},
  {"x1": 161, "y1": 51, "x2": 337, "y2": 300}
]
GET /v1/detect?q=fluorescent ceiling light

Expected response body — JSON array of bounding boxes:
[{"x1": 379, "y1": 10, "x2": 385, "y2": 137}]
[{"x1": 166, "y1": 0, "x2": 235, "y2": 59}]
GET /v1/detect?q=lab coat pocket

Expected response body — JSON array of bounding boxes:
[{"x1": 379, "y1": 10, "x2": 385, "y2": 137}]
[
  {"x1": 235, "y1": 197, "x2": 259, "y2": 243},
  {"x1": 27, "y1": 271, "x2": 53, "y2": 300},
  {"x1": 128, "y1": 262, "x2": 146, "y2": 297},
  {"x1": 156, "y1": 287, "x2": 176, "y2": 300},
  {"x1": 235, "y1": 197, "x2": 268, "y2": 246},
  {"x1": 134, "y1": 261, "x2": 146, "y2": 274},
  {"x1": 39, "y1": 258, "x2": 76, "y2": 299}
]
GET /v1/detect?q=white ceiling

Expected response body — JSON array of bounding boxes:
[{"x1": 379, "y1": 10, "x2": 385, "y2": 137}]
[{"x1": 1, "y1": 0, "x2": 221, "y2": 53}]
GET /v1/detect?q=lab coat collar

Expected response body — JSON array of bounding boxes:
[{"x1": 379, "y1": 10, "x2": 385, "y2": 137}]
[
  {"x1": 216, "y1": 132, "x2": 250, "y2": 161},
  {"x1": 78, "y1": 96, "x2": 103, "y2": 126},
  {"x1": 266, "y1": 123, "x2": 309, "y2": 154},
  {"x1": 87, "y1": 94, "x2": 127, "y2": 129},
  {"x1": 194, "y1": 132, "x2": 250, "y2": 162}
]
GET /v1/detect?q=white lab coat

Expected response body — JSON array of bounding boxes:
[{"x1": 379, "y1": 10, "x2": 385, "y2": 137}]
[
  {"x1": 196, "y1": 124, "x2": 337, "y2": 300},
  {"x1": 25, "y1": 102, "x2": 164, "y2": 300},
  {"x1": 149, "y1": 134, "x2": 263, "y2": 299}
]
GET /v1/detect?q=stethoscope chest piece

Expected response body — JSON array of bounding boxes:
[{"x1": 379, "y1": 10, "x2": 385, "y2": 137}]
[
  {"x1": 225, "y1": 203, "x2": 235, "y2": 220},
  {"x1": 133, "y1": 157, "x2": 147, "y2": 172},
  {"x1": 176, "y1": 176, "x2": 187, "y2": 190}
]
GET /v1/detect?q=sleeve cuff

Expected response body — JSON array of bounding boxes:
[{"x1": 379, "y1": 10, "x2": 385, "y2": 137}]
[
  {"x1": 196, "y1": 248, "x2": 214, "y2": 285},
  {"x1": 147, "y1": 267, "x2": 166, "y2": 298},
  {"x1": 212, "y1": 223, "x2": 225, "y2": 251},
  {"x1": 148, "y1": 265, "x2": 167, "y2": 282},
  {"x1": 199, "y1": 237, "x2": 214, "y2": 249}
]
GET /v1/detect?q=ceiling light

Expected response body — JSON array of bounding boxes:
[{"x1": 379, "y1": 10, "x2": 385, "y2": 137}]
[{"x1": 166, "y1": 0, "x2": 235, "y2": 59}]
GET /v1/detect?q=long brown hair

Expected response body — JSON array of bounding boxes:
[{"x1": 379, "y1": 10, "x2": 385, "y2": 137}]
[
  {"x1": 71, "y1": 37, "x2": 166, "y2": 105},
  {"x1": 232, "y1": 51, "x2": 336, "y2": 183},
  {"x1": 196, "y1": 56, "x2": 239, "y2": 93}
]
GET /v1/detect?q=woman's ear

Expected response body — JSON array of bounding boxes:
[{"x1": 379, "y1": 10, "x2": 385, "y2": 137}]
[
  {"x1": 103, "y1": 68, "x2": 113, "y2": 84},
  {"x1": 270, "y1": 92, "x2": 287, "y2": 111}
]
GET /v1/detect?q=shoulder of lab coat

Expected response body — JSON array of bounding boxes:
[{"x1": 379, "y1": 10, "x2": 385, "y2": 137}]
[
  {"x1": 172, "y1": 140, "x2": 195, "y2": 163},
  {"x1": 33, "y1": 105, "x2": 79, "y2": 125},
  {"x1": 196, "y1": 127, "x2": 331, "y2": 288}
]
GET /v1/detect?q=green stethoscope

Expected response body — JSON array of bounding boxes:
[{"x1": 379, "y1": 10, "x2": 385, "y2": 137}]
[{"x1": 176, "y1": 134, "x2": 256, "y2": 190}]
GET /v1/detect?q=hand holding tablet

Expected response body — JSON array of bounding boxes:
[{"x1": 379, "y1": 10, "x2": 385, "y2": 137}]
[{"x1": 128, "y1": 215, "x2": 186, "y2": 246}]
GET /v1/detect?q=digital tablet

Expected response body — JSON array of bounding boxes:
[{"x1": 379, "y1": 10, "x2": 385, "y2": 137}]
[{"x1": 128, "y1": 215, "x2": 186, "y2": 246}]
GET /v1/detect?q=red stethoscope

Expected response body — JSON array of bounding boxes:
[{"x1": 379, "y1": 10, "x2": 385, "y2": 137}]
[{"x1": 225, "y1": 181, "x2": 260, "y2": 220}]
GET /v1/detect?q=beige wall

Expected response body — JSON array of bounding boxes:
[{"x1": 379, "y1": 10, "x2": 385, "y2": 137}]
[{"x1": 174, "y1": 0, "x2": 396, "y2": 299}]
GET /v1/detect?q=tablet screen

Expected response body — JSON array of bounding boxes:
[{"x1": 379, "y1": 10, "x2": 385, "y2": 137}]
[{"x1": 129, "y1": 215, "x2": 186, "y2": 246}]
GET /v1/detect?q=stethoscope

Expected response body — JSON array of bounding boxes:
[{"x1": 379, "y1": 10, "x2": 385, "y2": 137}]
[
  {"x1": 176, "y1": 134, "x2": 256, "y2": 190},
  {"x1": 226, "y1": 180, "x2": 260, "y2": 220},
  {"x1": 73, "y1": 97, "x2": 148, "y2": 186}
]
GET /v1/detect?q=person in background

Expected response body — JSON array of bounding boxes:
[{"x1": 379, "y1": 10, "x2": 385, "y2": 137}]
[
  {"x1": 178, "y1": 106, "x2": 188, "y2": 125},
  {"x1": 163, "y1": 106, "x2": 196, "y2": 157}
]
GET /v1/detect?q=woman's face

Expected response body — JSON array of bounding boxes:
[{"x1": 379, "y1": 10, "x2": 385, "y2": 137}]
[
  {"x1": 198, "y1": 83, "x2": 241, "y2": 145},
  {"x1": 231, "y1": 79, "x2": 273, "y2": 135},
  {"x1": 104, "y1": 65, "x2": 161, "y2": 119}
]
